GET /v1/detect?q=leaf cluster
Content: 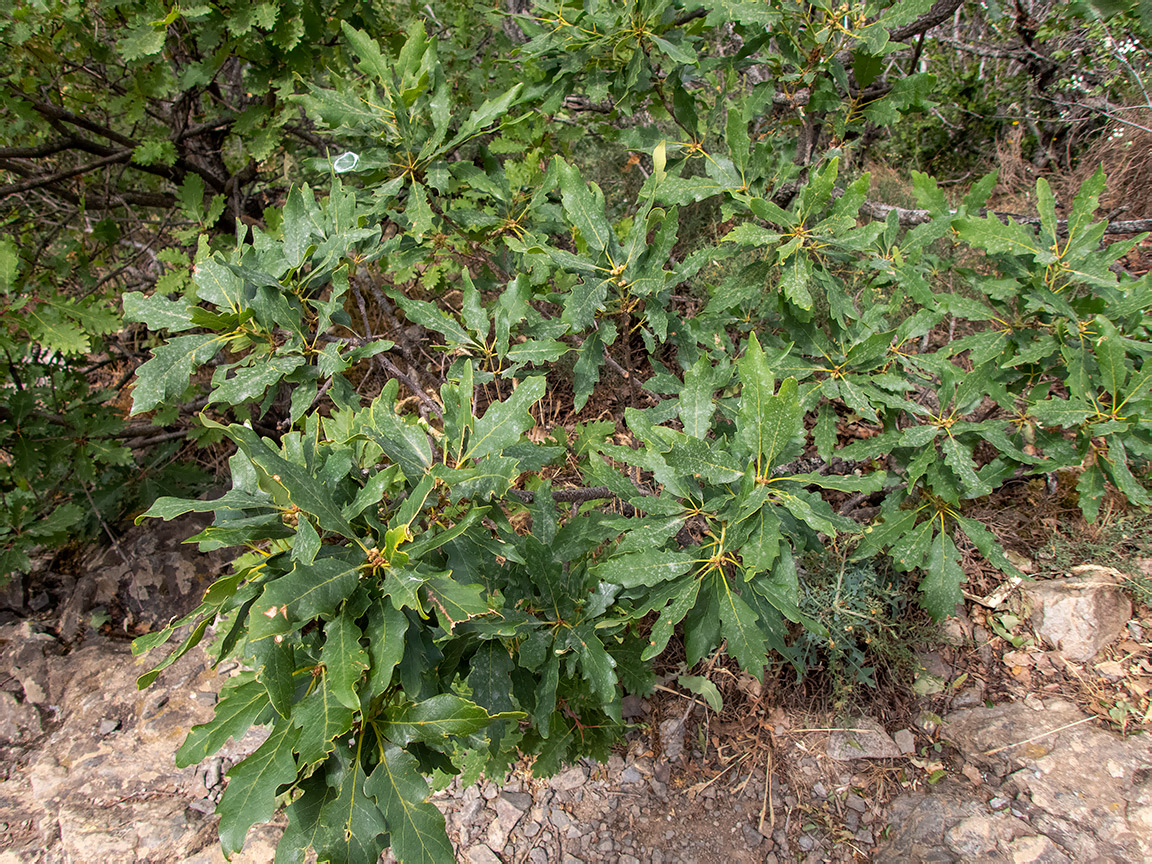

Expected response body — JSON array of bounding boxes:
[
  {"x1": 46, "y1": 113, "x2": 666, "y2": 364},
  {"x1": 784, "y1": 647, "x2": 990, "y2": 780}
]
[{"x1": 106, "y1": 4, "x2": 1152, "y2": 863}]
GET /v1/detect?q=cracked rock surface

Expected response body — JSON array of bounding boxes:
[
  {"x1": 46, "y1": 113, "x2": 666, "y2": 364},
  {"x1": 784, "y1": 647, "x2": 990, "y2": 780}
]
[
  {"x1": 875, "y1": 697, "x2": 1152, "y2": 863},
  {"x1": 8, "y1": 620, "x2": 1149, "y2": 864},
  {"x1": 3, "y1": 529, "x2": 1151, "y2": 863}
]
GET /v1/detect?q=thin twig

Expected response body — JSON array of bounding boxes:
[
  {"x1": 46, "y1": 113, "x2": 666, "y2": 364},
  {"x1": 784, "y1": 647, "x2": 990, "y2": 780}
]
[
  {"x1": 508, "y1": 486, "x2": 616, "y2": 504},
  {"x1": 687, "y1": 754, "x2": 749, "y2": 795},
  {"x1": 378, "y1": 354, "x2": 444, "y2": 420},
  {"x1": 758, "y1": 750, "x2": 773, "y2": 834},
  {"x1": 352, "y1": 282, "x2": 444, "y2": 420},
  {"x1": 982, "y1": 715, "x2": 1096, "y2": 756},
  {"x1": 652, "y1": 682, "x2": 712, "y2": 712},
  {"x1": 80, "y1": 481, "x2": 131, "y2": 567}
]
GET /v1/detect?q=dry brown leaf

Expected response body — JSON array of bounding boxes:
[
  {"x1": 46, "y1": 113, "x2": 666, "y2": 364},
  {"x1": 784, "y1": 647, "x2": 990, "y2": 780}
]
[{"x1": 1094, "y1": 660, "x2": 1127, "y2": 679}]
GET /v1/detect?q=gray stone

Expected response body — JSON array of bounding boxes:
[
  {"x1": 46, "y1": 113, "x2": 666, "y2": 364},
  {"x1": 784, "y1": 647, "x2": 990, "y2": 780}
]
[
  {"x1": 620, "y1": 694, "x2": 646, "y2": 718},
  {"x1": 465, "y1": 845, "x2": 502, "y2": 864},
  {"x1": 945, "y1": 697, "x2": 1152, "y2": 861},
  {"x1": 917, "y1": 651, "x2": 952, "y2": 679},
  {"x1": 742, "y1": 823, "x2": 762, "y2": 847},
  {"x1": 619, "y1": 766, "x2": 643, "y2": 784},
  {"x1": 0, "y1": 636, "x2": 275, "y2": 863},
  {"x1": 875, "y1": 780, "x2": 1029, "y2": 863},
  {"x1": 773, "y1": 829, "x2": 790, "y2": 855},
  {"x1": 500, "y1": 791, "x2": 531, "y2": 811},
  {"x1": 946, "y1": 813, "x2": 1026, "y2": 857},
  {"x1": 1022, "y1": 568, "x2": 1132, "y2": 662},
  {"x1": 487, "y1": 794, "x2": 525, "y2": 851},
  {"x1": 914, "y1": 651, "x2": 953, "y2": 694},
  {"x1": 828, "y1": 717, "x2": 901, "y2": 761},
  {"x1": 453, "y1": 793, "x2": 485, "y2": 829},
  {"x1": 0, "y1": 691, "x2": 42, "y2": 744},
  {"x1": 951, "y1": 682, "x2": 987, "y2": 709},
  {"x1": 894, "y1": 728, "x2": 916, "y2": 755},
  {"x1": 97, "y1": 718, "x2": 119, "y2": 736},
  {"x1": 878, "y1": 698, "x2": 1152, "y2": 863},
  {"x1": 57, "y1": 516, "x2": 229, "y2": 643},
  {"x1": 658, "y1": 717, "x2": 685, "y2": 761},
  {"x1": 3, "y1": 621, "x2": 61, "y2": 706},
  {"x1": 1006, "y1": 835, "x2": 1071, "y2": 864},
  {"x1": 551, "y1": 766, "x2": 587, "y2": 792}
]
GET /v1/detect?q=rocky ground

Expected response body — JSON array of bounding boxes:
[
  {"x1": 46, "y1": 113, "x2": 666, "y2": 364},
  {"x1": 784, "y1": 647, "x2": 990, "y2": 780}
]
[{"x1": 2, "y1": 523, "x2": 1151, "y2": 863}]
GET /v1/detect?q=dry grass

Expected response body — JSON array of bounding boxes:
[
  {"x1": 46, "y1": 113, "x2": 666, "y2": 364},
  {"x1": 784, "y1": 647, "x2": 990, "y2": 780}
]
[{"x1": 1066, "y1": 108, "x2": 1152, "y2": 223}]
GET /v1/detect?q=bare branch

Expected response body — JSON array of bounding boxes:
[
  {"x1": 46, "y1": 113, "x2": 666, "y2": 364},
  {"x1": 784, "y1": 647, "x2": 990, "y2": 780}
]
[
  {"x1": 889, "y1": 0, "x2": 966, "y2": 44},
  {"x1": 0, "y1": 150, "x2": 133, "y2": 198},
  {"x1": 856, "y1": 199, "x2": 1152, "y2": 235}
]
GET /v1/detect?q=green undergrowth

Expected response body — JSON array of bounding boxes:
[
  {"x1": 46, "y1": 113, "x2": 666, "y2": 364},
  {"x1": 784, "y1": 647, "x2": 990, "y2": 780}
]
[{"x1": 104, "y1": 3, "x2": 1152, "y2": 863}]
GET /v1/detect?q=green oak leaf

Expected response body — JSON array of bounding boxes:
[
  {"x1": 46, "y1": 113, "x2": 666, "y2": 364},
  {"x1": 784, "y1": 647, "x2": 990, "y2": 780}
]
[
  {"x1": 366, "y1": 745, "x2": 454, "y2": 864},
  {"x1": 217, "y1": 721, "x2": 300, "y2": 856}
]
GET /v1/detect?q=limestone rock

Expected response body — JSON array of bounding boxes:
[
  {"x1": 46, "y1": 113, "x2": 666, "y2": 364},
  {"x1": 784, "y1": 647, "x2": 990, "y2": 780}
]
[
  {"x1": 1, "y1": 621, "x2": 63, "y2": 706},
  {"x1": 551, "y1": 766, "x2": 587, "y2": 792},
  {"x1": 828, "y1": 717, "x2": 900, "y2": 761},
  {"x1": 0, "y1": 637, "x2": 271, "y2": 863},
  {"x1": 465, "y1": 845, "x2": 502, "y2": 864},
  {"x1": 1006, "y1": 834, "x2": 1071, "y2": 864},
  {"x1": 944, "y1": 698, "x2": 1152, "y2": 861},
  {"x1": 1022, "y1": 567, "x2": 1131, "y2": 662},
  {"x1": 874, "y1": 779, "x2": 1029, "y2": 863},
  {"x1": 58, "y1": 515, "x2": 229, "y2": 642},
  {"x1": 0, "y1": 691, "x2": 41, "y2": 745}
]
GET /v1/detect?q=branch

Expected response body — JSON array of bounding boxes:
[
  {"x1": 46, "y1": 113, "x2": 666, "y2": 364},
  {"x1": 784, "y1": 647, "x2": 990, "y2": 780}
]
[
  {"x1": 0, "y1": 137, "x2": 89, "y2": 159},
  {"x1": 0, "y1": 166, "x2": 176, "y2": 210},
  {"x1": 126, "y1": 429, "x2": 194, "y2": 448},
  {"x1": 672, "y1": 7, "x2": 708, "y2": 27},
  {"x1": 508, "y1": 486, "x2": 616, "y2": 504},
  {"x1": 937, "y1": 37, "x2": 1028, "y2": 61},
  {"x1": 889, "y1": 0, "x2": 966, "y2": 43},
  {"x1": 377, "y1": 352, "x2": 445, "y2": 420},
  {"x1": 0, "y1": 150, "x2": 133, "y2": 198},
  {"x1": 349, "y1": 283, "x2": 445, "y2": 420},
  {"x1": 8, "y1": 89, "x2": 233, "y2": 193},
  {"x1": 12, "y1": 90, "x2": 140, "y2": 149},
  {"x1": 173, "y1": 116, "x2": 234, "y2": 143},
  {"x1": 857, "y1": 198, "x2": 1152, "y2": 234}
]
